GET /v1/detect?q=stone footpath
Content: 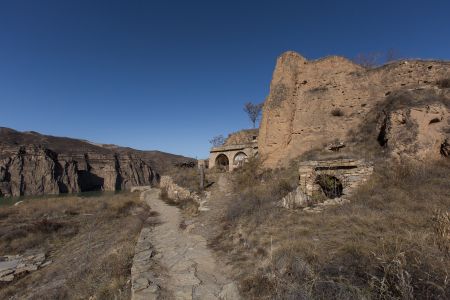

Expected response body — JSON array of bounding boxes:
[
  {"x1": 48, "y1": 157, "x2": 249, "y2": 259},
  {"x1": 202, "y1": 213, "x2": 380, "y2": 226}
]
[{"x1": 131, "y1": 188, "x2": 240, "y2": 300}]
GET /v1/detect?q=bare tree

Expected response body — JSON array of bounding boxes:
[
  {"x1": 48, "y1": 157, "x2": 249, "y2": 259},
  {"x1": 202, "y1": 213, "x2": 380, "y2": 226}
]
[
  {"x1": 354, "y1": 49, "x2": 402, "y2": 68},
  {"x1": 243, "y1": 102, "x2": 263, "y2": 128},
  {"x1": 385, "y1": 48, "x2": 400, "y2": 63},
  {"x1": 353, "y1": 52, "x2": 381, "y2": 68},
  {"x1": 209, "y1": 135, "x2": 225, "y2": 147}
]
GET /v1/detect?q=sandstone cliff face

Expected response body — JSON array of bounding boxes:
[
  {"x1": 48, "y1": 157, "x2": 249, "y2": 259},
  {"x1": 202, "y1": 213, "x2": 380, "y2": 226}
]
[
  {"x1": 0, "y1": 128, "x2": 195, "y2": 197},
  {"x1": 259, "y1": 51, "x2": 450, "y2": 166},
  {"x1": 0, "y1": 145, "x2": 156, "y2": 197},
  {"x1": 375, "y1": 89, "x2": 450, "y2": 160}
]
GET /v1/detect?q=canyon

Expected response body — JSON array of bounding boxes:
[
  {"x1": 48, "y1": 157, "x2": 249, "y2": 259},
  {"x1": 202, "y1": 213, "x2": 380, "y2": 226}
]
[{"x1": 0, "y1": 127, "x2": 193, "y2": 197}]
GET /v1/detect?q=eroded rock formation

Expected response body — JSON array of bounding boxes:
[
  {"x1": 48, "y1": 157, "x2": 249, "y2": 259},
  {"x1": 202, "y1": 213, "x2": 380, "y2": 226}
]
[
  {"x1": 376, "y1": 94, "x2": 450, "y2": 160},
  {"x1": 259, "y1": 51, "x2": 450, "y2": 166},
  {"x1": 0, "y1": 145, "x2": 156, "y2": 197},
  {"x1": 0, "y1": 128, "x2": 193, "y2": 197}
]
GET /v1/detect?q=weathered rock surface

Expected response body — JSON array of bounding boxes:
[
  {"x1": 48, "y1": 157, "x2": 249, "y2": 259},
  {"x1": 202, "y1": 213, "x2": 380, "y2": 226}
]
[
  {"x1": 259, "y1": 51, "x2": 450, "y2": 166},
  {"x1": 0, "y1": 127, "x2": 193, "y2": 197},
  {"x1": 0, "y1": 252, "x2": 50, "y2": 282},
  {"x1": 0, "y1": 145, "x2": 156, "y2": 197},
  {"x1": 376, "y1": 93, "x2": 450, "y2": 160},
  {"x1": 281, "y1": 187, "x2": 313, "y2": 209}
]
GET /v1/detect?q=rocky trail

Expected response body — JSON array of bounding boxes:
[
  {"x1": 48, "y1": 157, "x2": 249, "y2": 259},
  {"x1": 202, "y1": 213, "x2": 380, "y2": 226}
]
[{"x1": 132, "y1": 188, "x2": 240, "y2": 300}]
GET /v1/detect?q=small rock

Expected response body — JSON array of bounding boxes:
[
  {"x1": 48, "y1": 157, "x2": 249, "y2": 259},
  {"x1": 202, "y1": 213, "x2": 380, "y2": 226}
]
[
  {"x1": 41, "y1": 260, "x2": 52, "y2": 268},
  {"x1": 133, "y1": 278, "x2": 150, "y2": 291},
  {"x1": 0, "y1": 274, "x2": 14, "y2": 282},
  {"x1": 219, "y1": 282, "x2": 241, "y2": 300}
]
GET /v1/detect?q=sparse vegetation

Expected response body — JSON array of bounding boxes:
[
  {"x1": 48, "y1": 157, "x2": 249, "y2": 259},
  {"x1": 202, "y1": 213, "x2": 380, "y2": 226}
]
[
  {"x1": 209, "y1": 135, "x2": 226, "y2": 147},
  {"x1": 353, "y1": 52, "x2": 382, "y2": 68},
  {"x1": 244, "y1": 102, "x2": 264, "y2": 128},
  {"x1": 353, "y1": 49, "x2": 402, "y2": 68},
  {"x1": 0, "y1": 192, "x2": 150, "y2": 299},
  {"x1": 212, "y1": 159, "x2": 450, "y2": 299},
  {"x1": 436, "y1": 78, "x2": 450, "y2": 89}
]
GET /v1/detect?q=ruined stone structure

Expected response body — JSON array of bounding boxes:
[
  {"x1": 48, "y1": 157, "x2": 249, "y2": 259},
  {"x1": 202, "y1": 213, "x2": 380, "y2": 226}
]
[
  {"x1": 259, "y1": 51, "x2": 450, "y2": 167},
  {"x1": 209, "y1": 130, "x2": 258, "y2": 171},
  {"x1": 209, "y1": 142, "x2": 258, "y2": 172},
  {"x1": 298, "y1": 159, "x2": 373, "y2": 198},
  {"x1": 281, "y1": 159, "x2": 373, "y2": 210}
]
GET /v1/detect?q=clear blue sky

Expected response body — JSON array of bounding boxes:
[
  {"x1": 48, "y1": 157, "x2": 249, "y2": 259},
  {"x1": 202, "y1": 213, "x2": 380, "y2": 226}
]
[{"x1": 1, "y1": 0, "x2": 449, "y2": 158}]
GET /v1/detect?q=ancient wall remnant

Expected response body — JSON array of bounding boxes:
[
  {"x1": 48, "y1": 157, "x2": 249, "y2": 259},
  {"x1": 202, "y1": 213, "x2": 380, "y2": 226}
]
[
  {"x1": 282, "y1": 159, "x2": 373, "y2": 211},
  {"x1": 298, "y1": 159, "x2": 373, "y2": 198},
  {"x1": 209, "y1": 129, "x2": 258, "y2": 171}
]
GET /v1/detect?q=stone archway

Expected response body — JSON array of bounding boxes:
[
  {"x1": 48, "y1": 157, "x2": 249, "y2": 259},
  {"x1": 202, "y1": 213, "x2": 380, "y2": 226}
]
[
  {"x1": 233, "y1": 152, "x2": 248, "y2": 168},
  {"x1": 315, "y1": 174, "x2": 343, "y2": 199},
  {"x1": 215, "y1": 154, "x2": 229, "y2": 171}
]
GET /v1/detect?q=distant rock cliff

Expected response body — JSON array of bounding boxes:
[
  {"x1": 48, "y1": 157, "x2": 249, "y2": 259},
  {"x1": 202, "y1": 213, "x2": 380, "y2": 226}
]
[
  {"x1": 259, "y1": 51, "x2": 450, "y2": 166},
  {"x1": 0, "y1": 128, "x2": 193, "y2": 197}
]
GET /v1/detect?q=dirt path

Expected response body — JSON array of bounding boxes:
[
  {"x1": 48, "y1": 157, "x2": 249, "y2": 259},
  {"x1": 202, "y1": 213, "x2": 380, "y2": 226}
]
[{"x1": 141, "y1": 189, "x2": 239, "y2": 300}]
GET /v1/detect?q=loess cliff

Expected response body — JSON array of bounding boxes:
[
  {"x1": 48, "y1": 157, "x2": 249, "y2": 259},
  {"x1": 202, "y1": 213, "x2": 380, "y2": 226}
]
[{"x1": 259, "y1": 51, "x2": 450, "y2": 167}]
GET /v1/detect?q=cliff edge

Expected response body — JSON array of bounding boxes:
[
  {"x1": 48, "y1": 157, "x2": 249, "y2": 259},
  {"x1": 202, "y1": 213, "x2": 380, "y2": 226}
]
[{"x1": 259, "y1": 51, "x2": 450, "y2": 166}]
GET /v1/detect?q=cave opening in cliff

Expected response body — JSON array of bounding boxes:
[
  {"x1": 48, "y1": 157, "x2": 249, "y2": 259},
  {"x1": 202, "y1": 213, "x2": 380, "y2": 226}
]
[
  {"x1": 315, "y1": 174, "x2": 343, "y2": 199},
  {"x1": 77, "y1": 171, "x2": 104, "y2": 192},
  {"x1": 215, "y1": 154, "x2": 229, "y2": 171}
]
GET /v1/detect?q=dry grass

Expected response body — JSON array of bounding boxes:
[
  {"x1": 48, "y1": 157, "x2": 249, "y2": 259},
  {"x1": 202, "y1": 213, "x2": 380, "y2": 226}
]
[
  {"x1": 436, "y1": 78, "x2": 450, "y2": 89},
  {"x1": 163, "y1": 165, "x2": 204, "y2": 192},
  {"x1": 0, "y1": 192, "x2": 151, "y2": 300},
  {"x1": 212, "y1": 159, "x2": 450, "y2": 299}
]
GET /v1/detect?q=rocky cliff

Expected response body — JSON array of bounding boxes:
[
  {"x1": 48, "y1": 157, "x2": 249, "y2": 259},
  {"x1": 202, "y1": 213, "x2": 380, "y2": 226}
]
[
  {"x1": 259, "y1": 51, "x2": 450, "y2": 166},
  {"x1": 0, "y1": 128, "x2": 193, "y2": 197}
]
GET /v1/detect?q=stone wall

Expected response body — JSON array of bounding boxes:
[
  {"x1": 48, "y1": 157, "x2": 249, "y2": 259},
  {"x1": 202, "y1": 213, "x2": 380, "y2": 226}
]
[
  {"x1": 281, "y1": 159, "x2": 373, "y2": 211},
  {"x1": 159, "y1": 176, "x2": 200, "y2": 203},
  {"x1": 298, "y1": 159, "x2": 373, "y2": 198}
]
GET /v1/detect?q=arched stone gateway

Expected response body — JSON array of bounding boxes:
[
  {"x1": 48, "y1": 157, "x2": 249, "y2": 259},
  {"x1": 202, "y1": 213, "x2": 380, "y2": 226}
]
[
  {"x1": 215, "y1": 154, "x2": 229, "y2": 170},
  {"x1": 209, "y1": 145, "x2": 257, "y2": 171}
]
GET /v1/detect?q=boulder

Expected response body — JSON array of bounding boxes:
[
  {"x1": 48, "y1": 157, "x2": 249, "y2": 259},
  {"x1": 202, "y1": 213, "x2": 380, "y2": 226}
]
[{"x1": 281, "y1": 187, "x2": 313, "y2": 209}]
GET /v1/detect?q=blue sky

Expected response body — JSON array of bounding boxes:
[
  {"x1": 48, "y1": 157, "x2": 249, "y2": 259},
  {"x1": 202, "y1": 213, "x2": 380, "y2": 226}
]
[{"x1": 1, "y1": 0, "x2": 449, "y2": 158}]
